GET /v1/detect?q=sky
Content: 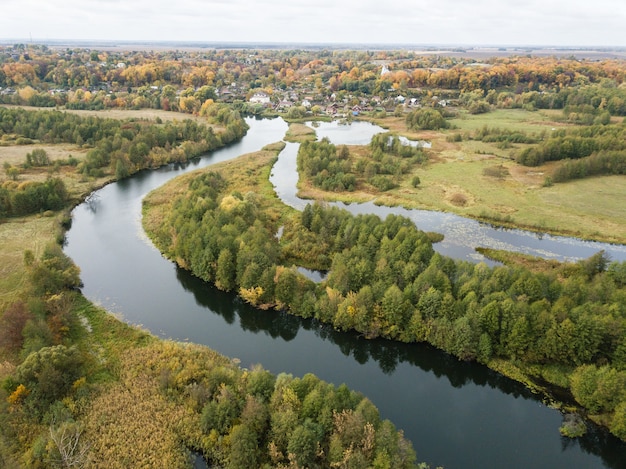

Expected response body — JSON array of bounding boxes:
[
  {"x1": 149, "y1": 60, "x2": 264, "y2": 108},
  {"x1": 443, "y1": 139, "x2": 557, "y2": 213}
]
[{"x1": 1, "y1": 0, "x2": 626, "y2": 48}]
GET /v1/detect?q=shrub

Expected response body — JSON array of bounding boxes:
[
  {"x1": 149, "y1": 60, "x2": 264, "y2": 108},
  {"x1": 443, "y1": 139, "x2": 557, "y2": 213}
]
[
  {"x1": 0, "y1": 302, "x2": 33, "y2": 352},
  {"x1": 14, "y1": 345, "x2": 85, "y2": 418},
  {"x1": 450, "y1": 192, "x2": 468, "y2": 207},
  {"x1": 482, "y1": 165, "x2": 509, "y2": 179},
  {"x1": 370, "y1": 175, "x2": 396, "y2": 191}
]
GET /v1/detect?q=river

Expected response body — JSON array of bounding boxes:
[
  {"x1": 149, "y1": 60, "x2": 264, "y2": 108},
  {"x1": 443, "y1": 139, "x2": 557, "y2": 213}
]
[{"x1": 64, "y1": 117, "x2": 626, "y2": 469}]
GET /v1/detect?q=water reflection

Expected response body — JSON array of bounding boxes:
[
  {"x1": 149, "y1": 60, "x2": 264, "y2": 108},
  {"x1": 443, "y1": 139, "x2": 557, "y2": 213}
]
[
  {"x1": 64, "y1": 116, "x2": 626, "y2": 469},
  {"x1": 175, "y1": 267, "x2": 626, "y2": 469}
]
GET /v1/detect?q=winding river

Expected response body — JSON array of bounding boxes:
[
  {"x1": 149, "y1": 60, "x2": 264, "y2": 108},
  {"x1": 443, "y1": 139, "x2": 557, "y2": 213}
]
[{"x1": 64, "y1": 117, "x2": 626, "y2": 469}]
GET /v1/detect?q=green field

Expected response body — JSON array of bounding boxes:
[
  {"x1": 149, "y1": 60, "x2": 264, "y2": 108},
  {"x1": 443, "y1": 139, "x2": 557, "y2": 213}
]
[{"x1": 355, "y1": 109, "x2": 626, "y2": 243}]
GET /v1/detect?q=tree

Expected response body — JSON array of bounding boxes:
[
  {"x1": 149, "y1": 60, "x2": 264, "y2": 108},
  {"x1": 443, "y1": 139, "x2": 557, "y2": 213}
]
[
  {"x1": 48, "y1": 421, "x2": 90, "y2": 468},
  {"x1": 405, "y1": 108, "x2": 448, "y2": 130},
  {"x1": 25, "y1": 148, "x2": 50, "y2": 167},
  {"x1": 14, "y1": 345, "x2": 84, "y2": 417},
  {"x1": 215, "y1": 249, "x2": 236, "y2": 291},
  {"x1": 228, "y1": 424, "x2": 260, "y2": 469},
  {"x1": 287, "y1": 422, "x2": 320, "y2": 467},
  {"x1": 0, "y1": 301, "x2": 33, "y2": 351}
]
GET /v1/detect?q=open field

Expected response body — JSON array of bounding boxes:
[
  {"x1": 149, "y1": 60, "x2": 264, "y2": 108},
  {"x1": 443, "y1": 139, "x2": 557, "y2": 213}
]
[
  {"x1": 448, "y1": 108, "x2": 569, "y2": 133},
  {"x1": 61, "y1": 108, "x2": 213, "y2": 124},
  {"x1": 2, "y1": 105, "x2": 212, "y2": 124},
  {"x1": 0, "y1": 143, "x2": 85, "y2": 166},
  {"x1": 0, "y1": 215, "x2": 60, "y2": 310},
  {"x1": 345, "y1": 110, "x2": 626, "y2": 243}
]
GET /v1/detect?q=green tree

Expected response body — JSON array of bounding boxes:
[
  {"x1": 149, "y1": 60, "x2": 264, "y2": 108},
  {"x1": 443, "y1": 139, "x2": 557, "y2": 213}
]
[
  {"x1": 215, "y1": 248, "x2": 236, "y2": 291},
  {"x1": 14, "y1": 345, "x2": 84, "y2": 418},
  {"x1": 405, "y1": 108, "x2": 448, "y2": 130},
  {"x1": 228, "y1": 424, "x2": 260, "y2": 469},
  {"x1": 287, "y1": 421, "x2": 320, "y2": 467}
]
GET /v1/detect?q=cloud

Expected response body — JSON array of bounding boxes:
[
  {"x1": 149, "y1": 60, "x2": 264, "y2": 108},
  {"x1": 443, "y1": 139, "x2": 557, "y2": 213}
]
[{"x1": 1, "y1": 0, "x2": 625, "y2": 46}]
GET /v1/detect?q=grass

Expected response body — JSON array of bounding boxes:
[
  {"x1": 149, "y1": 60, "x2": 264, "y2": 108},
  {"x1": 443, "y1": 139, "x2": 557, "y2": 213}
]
[
  {"x1": 2, "y1": 105, "x2": 212, "y2": 124},
  {"x1": 476, "y1": 248, "x2": 571, "y2": 276},
  {"x1": 449, "y1": 108, "x2": 568, "y2": 133},
  {"x1": 284, "y1": 122, "x2": 316, "y2": 142},
  {"x1": 0, "y1": 215, "x2": 60, "y2": 311},
  {"x1": 0, "y1": 143, "x2": 86, "y2": 166},
  {"x1": 326, "y1": 110, "x2": 626, "y2": 244}
]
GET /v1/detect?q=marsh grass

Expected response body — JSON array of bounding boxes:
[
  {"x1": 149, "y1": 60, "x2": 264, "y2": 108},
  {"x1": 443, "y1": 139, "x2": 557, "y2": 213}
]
[
  {"x1": 314, "y1": 112, "x2": 626, "y2": 244},
  {"x1": 284, "y1": 123, "x2": 316, "y2": 142}
]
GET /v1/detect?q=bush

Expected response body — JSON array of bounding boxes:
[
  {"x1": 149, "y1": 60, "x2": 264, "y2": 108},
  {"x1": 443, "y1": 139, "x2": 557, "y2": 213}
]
[
  {"x1": 405, "y1": 108, "x2": 448, "y2": 130},
  {"x1": 370, "y1": 175, "x2": 396, "y2": 191},
  {"x1": 0, "y1": 302, "x2": 33, "y2": 352},
  {"x1": 25, "y1": 148, "x2": 50, "y2": 167},
  {"x1": 468, "y1": 100, "x2": 491, "y2": 114},
  {"x1": 482, "y1": 165, "x2": 509, "y2": 179},
  {"x1": 29, "y1": 244, "x2": 82, "y2": 297},
  {"x1": 450, "y1": 192, "x2": 468, "y2": 206},
  {"x1": 13, "y1": 345, "x2": 85, "y2": 418}
]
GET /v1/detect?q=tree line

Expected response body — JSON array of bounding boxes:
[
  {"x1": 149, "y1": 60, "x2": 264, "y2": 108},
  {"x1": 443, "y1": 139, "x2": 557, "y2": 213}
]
[
  {"x1": 517, "y1": 124, "x2": 626, "y2": 170},
  {"x1": 0, "y1": 106, "x2": 248, "y2": 217}
]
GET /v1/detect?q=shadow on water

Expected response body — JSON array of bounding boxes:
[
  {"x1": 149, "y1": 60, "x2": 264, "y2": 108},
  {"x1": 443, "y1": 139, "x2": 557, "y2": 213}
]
[{"x1": 175, "y1": 266, "x2": 626, "y2": 468}]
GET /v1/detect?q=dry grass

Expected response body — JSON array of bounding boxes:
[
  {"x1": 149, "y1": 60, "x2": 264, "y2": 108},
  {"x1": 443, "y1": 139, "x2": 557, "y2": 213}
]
[
  {"x1": 0, "y1": 144, "x2": 86, "y2": 167},
  {"x1": 81, "y1": 337, "x2": 231, "y2": 467},
  {"x1": 448, "y1": 192, "x2": 469, "y2": 207},
  {"x1": 0, "y1": 215, "x2": 60, "y2": 310},
  {"x1": 2, "y1": 105, "x2": 211, "y2": 124}
]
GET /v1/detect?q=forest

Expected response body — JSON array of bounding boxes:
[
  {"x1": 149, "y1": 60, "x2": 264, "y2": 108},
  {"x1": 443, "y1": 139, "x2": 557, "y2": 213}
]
[
  {"x1": 146, "y1": 158, "x2": 626, "y2": 441},
  {"x1": 1, "y1": 42, "x2": 626, "y2": 467}
]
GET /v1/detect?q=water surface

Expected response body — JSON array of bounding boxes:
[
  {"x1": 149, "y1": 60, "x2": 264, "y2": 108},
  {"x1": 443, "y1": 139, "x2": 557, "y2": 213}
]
[{"x1": 64, "y1": 117, "x2": 626, "y2": 469}]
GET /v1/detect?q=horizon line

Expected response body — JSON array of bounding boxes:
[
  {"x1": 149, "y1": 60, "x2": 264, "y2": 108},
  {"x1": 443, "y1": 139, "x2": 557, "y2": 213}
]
[{"x1": 1, "y1": 38, "x2": 626, "y2": 51}]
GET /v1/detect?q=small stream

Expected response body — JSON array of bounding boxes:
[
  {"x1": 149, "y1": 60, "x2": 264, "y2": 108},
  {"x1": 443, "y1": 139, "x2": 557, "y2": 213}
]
[{"x1": 271, "y1": 121, "x2": 626, "y2": 264}]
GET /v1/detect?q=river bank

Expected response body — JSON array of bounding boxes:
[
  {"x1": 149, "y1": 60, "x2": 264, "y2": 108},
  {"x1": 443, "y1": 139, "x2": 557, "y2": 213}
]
[{"x1": 141, "y1": 137, "x2": 626, "y2": 467}]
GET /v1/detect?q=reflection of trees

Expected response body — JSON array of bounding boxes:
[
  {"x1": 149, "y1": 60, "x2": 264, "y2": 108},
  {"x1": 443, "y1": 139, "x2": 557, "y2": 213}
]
[
  {"x1": 176, "y1": 266, "x2": 299, "y2": 339},
  {"x1": 174, "y1": 265, "x2": 626, "y2": 467},
  {"x1": 574, "y1": 424, "x2": 626, "y2": 469}
]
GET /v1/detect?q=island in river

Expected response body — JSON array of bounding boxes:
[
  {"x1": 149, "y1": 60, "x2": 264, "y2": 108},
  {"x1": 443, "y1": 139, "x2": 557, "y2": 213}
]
[{"x1": 142, "y1": 124, "x2": 626, "y2": 448}]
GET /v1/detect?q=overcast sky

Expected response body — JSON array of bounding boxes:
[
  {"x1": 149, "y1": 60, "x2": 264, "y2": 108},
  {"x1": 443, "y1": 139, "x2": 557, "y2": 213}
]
[{"x1": 1, "y1": 0, "x2": 625, "y2": 47}]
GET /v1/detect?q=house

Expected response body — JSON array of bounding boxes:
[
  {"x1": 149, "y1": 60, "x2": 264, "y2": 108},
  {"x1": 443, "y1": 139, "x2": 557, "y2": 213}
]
[
  {"x1": 249, "y1": 92, "x2": 271, "y2": 105},
  {"x1": 275, "y1": 100, "x2": 293, "y2": 111},
  {"x1": 325, "y1": 103, "x2": 340, "y2": 116}
]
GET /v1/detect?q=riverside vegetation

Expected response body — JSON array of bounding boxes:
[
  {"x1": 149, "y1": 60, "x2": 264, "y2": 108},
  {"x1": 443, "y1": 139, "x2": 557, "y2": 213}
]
[
  {"x1": 2, "y1": 43, "x2": 626, "y2": 466},
  {"x1": 143, "y1": 135, "x2": 626, "y2": 443},
  {"x1": 0, "y1": 108, "x2": 422, "y2": 467}
]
